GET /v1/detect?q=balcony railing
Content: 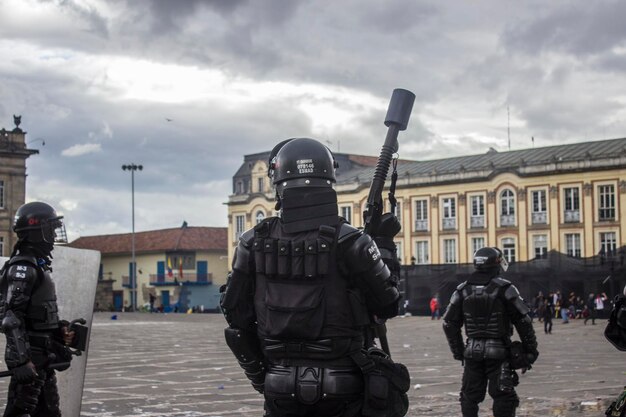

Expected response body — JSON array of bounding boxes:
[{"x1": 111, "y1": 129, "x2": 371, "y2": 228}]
[
  {"x1": 470, "y1": 216, "x2": 484, "y2": 228},
  {"x1": 442, "y1": 218, "x2": 456, "y2": 230},
  {"x1": 149, "y1": 273, "x2": 213, "y2": 286},
  {"x1": 531, "y1": 212, "x2": 547, "y2": 224},
  {"x1": 564, "y1": 210, "x2": 580, "y2": 223},
  {"x1": 414, "y1": 219, "x2": 428, "y2": 231},
  {"x1": 500, "y1": 215, "x2": 515, "y2": 226}
]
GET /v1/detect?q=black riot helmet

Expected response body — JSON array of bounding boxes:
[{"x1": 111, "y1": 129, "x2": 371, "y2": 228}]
[
  {"x1": 13, "y1": 201, "x2": 64, "y2": 244},
  {"x1": 473, "y1": 247, "x2": 508, "y2": 272},
  {"x1": 269, "y1": 138, "x2": 338, "y2": 196}
]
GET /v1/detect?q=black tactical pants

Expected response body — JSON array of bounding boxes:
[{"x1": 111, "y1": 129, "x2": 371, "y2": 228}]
[
  {"x1": 3, "y1": 369, "x2": 61, "y2": 417},
  {"x1": 460, "y1": 358, "x2": 519, "y2": 417},
  {"x1": 264, "y1": 363, "x2": 364, "y2": 417}
]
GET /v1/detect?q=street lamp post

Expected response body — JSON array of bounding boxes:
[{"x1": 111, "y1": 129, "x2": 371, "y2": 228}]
[{"x1": 122, "y1": 163, "x2": 143, "y2": 312}]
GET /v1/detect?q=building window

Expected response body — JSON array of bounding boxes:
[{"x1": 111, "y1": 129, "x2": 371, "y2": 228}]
[
  {"x1": 443, "y1": 239, "x2": 456, "y2": 263},
  {"x1": 600, "y1": 232, "x2": 617, "y2": 256},
  {"x1": 471, "y1": 237, "x2": 485, "y2": 256},
  {"x1": 500, "y1": 189, "x2": 515, "y2": 226},
  {"x1": 235, "y1": 215, "x2": 245, "y2": 239},
  {"x1": 564, "y1": 187, "x2": 580, "y2": 222},
  {"x1": 502, "y1": 237, "x2": 516, "y2": 263},
  {"x1": 442, "y1": 198, "x2": 456, "y2": 229},
  {"x1": 598, "y1": 185, "x2": 615, "y2": 221},
  {"x1": 255, "y1": 211, "x2": 265, "y2": 224},
  {"x1": 340, "y1": 205, "x2": 352, "y2": 223},
  {"x1": 415, "y1": 240, "x2": 429, "y2": 264},
  {"x1": 0, "y1": 180, "x2": 4, "y2": 209},
  {"x1": 257, "y1": 177, "x2": 264, "y2": 193},
  {"x1": 166, "y1": 252, "x2": 196, "y2": 270},
  {"x1": 236, "y1": 181, "x2": 244, "y2": 194},
  {"x1": 565, "y1": 233, "x2": 581, "y2": 258},
  {"x1": 533, "y1": 235, "x2": 548, "y2": 259},
  {"x1": 531, "y1": 190, "x2": 547, "y2": 224},
  {"x1": 470, "y1": 195, "x2": 485, "y2": 228},
  {"x1": 414, "y1": 199, "x2": 428, "y2": 231}
]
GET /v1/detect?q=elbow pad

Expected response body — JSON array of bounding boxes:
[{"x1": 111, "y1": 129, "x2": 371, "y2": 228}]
[
  {"x1": 2, "y1": 310, "x2": 30, "y2": 367},
  {"x1": 225, "y1": 327, "x2": 265, "y2": 393},
  {"x1": 442, "y1": 320, "x2": 464, "y2": 360},
  {"x1": 514, "y1": 315, "x2": 538, "y2": 360},
  {"x1": 344, "y1": 233, "x2": 400, "y2": 310}
]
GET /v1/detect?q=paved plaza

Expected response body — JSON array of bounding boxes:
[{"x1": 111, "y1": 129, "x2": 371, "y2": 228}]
[{"x1": 0, "y1": 312, "x2": 623, "y2": 416}]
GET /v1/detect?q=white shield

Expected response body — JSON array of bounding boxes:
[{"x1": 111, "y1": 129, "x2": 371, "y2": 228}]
[{"x1": 0, "y1": 245, "x2": 100, "y2": 417}]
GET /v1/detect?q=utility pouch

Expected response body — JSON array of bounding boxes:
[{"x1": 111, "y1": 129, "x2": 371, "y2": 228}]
[
  {"x1": 265, "y1": 281, "x2": 325, "y2": 339},
  {"x1": 353, "y1": 347, "x2": 410, "y2": 417},
  {"x1": 277, "y1": 240, "x2": 291, "y2": 277},
  {"x1": 253, "y1": 238, "x2": 265, "y2": 274},
  {"x1": 497, "y1": 361, "x2": 519, "y2": 392},
  {"x1": 304, "y1": 240, "x2": 318, "y2": 278},
  {"x1": 264, "y1": 239, "x2": 277, "y2": 276},
  {"x1": 317, "y1": 238, "x2": 331, "y2": 275},
  {"x1": 291, "y1": 241, "x2": 304, "y2": 277}
]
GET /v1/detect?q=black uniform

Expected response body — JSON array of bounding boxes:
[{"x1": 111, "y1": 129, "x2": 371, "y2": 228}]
[
  {"x1": 221, "y1": 138, "x2": 403, "y2": 417},
  {"x1": 0, "y1": 201, "x2": 72, "y2": 417},
  {"x1": 442, "y1": 248, "x2": 538, "y2": 417}
]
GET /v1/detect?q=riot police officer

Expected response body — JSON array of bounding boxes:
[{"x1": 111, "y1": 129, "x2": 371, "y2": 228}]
[
  {"x1": 220, "y1": 138, "x2": 403, "y2": 417},
  {"x1": 0, "y1": 202, "x2": 75, "y2": 417},
  {"x1": 442, "y1": 247, "x2": 538, "y2": 417}
]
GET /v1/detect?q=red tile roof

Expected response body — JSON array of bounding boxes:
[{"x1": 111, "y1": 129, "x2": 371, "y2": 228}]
[{"x1": 68, "y1": 226, "x2": 227, "y2": 255}]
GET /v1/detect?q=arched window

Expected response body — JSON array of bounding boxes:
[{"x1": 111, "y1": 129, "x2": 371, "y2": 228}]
[
  {"x1": 255, "y1": 211, "x2": 265, "y2": 224},
  {"x1": 501, "y1": 189, "x2": 515, "y2": 215}
]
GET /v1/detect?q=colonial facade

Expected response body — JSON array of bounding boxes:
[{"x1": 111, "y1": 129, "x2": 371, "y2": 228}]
[
  {"x1": 0, "y1": 117, "x2": 38, "y2": 257},
  {"x1": 69, "y1": 225, "x2": 228, "y2": 312},
  {"x1": 227, "y1": 137, "x2": 626, "y2": 266}
]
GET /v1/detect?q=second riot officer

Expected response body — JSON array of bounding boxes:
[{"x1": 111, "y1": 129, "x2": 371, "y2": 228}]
[
  {"x1": 442, "y1": 247, "x2": 539, "y2": 417},
  {"x1": 0, "y1": 202, "x2": 76, "y2": 417},
  {"x1": 221, "y1": 138, "x2": 404, "y2": 417}
]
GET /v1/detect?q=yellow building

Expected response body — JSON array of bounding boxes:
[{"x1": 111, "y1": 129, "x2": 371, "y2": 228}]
[
  {"x1": 0, "y1": 117, "x2": 39, "y2": 257},
  {"x1": 69, "y1": 225, "x2": 228, "y2": 311},
  {"x1": 227, "y1": 137, "x2": 626, "y2": 267}
]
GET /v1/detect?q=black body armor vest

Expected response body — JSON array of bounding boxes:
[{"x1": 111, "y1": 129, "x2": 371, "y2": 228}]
[
  {"x1": 461, "y1": 278, "x2": 512, "y2": 340},
  {"x1": 252, "y1": 217, "x2": 367, "y2": 361}
]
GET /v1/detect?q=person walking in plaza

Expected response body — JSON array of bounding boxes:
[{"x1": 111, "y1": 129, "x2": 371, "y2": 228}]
[
  {"x1": 220, "y1": 138, "x2": 407, "y2": 417},
  {"x1": 543, "y1": 298, "x2": 553, "y2": 334},
  {"x1": 442, "y1": 247, "x2": 539, "y2": 417},
  {"x1": 430, "y1": 293, "x2": 441, "y2": 320},
  {"x1": 584, "y1": 293, "x2": 597, "y2": 325},
  {"x1": 596, "y1": 292, "x2": 609, "y2": 319}
]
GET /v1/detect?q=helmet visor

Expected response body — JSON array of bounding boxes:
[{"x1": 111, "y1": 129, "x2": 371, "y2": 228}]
[{"x1": 41, "y1": 217, "x2": 65, "y2": 244}]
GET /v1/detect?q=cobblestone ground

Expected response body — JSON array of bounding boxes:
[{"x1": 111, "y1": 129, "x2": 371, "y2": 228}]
[{"x1": 0, "y1": 312, "x2": 623, "y2": 417}]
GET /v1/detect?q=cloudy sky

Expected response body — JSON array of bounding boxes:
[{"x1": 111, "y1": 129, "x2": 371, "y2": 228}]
[{"x1": 2, "y1": 0, "x2": 626, "y2": 241}]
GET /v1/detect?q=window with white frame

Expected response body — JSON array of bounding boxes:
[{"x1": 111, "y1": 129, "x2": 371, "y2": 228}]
[
  {"x1": 564, "y1": 187, "x2": 580, "y2": 222},
  {"x1": 257, "y1": 177, "x2": 264, "y2": 193},
  {"x1": 392, "y1": 201, "x2": 402, "y2": 223},
  {"x1": 531, "y1": 190, "x2": 547, "y2": 213},
  {"x1": 415, "y1": 240, "x2": 429, "y2": 264},
  {"x1": 600, "y1": 232, "x2": 617, "y2": 256},
  {"x1": 442, "y1": 197, "x2": 456, "y2": 229},
  {"x1": 533, "y1": 234, "x2": 548, "y2": 259},
  {"x1": 443, "y1": 239, "x2": 456, "y2": 263},
  {"x1": 565, "y1": 233, "x2": 581, "y2": 257},
  {"x1": 394, "y1": 240, "x2": 403, "y2": 264},
  {"x1": 255, "y1": 210, "x2": 265, "y2": 224},
  {"x1": 500, "y1": 189, "x2": 515, "y2": 216},
  {"x1": 471, "y1": 237, "x2": 485, "y2": 256},
  {"x1": 340, "y1": 206, "x2": 352, "y2": 223},
  {"x1": 598, "y1": 185, "x2": 615, "y2": 221},
  {"x1": 502, "y1": 237, "x2": 516, "y2": 263},
  {"x1": 414, "y1": 199, "x2": 428, "y2": 231},
  {"x1": 470, "y1": 195, "x2": 485, "y2": 228},
  {"x1": 0, "y1": 180, "x2": 4, "y2": 209},
  {"x1": 235, "y1": 215, "x2": 245, "y2": 239}
]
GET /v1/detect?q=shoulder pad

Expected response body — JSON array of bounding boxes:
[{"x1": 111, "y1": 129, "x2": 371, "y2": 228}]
[
  {"x1": 449, "y1": 289, "x2": 463, "y2": 305},
  {"x1": 504, "y1": 284, "x2": 522, "y2": 300},
  {"x1": 7, "y1": 263, "x2": 39, "y2": 281},
  {"x1": 239, "y1": 228, "x2": 256, "y2": 248},
  {"x1": 7, "y1": 256, "x2": 38, "y2": 268},
  {"x1": 491, "y1": 277, "x2": 511, "y2": 287},
  {"x1": 456, "y1": 282, "x2": 467, "y2": 291},
  {"x1": 338, "y1": 223, "x2": 362, "y2": 244}
]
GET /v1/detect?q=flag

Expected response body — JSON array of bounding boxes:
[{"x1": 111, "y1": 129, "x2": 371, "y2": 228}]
[
  {"x1": 167, "y1": 258, "x2": 173, "y2": 278},
  {"x1": 179, "y1": 257, "x2": 184, "y2": 279}
]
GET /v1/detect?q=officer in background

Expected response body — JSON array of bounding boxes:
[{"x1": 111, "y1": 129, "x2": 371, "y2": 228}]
[
  {"x1": 442, "y1": 247, "x2": 538, "y2": 417},
  {"x1": 221, "y1": 138, "x2": 402, "y2": 417},
  {"x1": 0, "y1": 202, "x2": 75, "y2": 417}
]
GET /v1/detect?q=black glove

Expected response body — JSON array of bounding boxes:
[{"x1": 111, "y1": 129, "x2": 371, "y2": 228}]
[{"x1": 13, "y1": 361, "x2": 37, "y2": 384}]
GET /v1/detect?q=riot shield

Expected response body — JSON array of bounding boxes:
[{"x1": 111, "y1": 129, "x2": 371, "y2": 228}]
[{"x1": 0, "y1": 245, "x2": 100, "y2": 417}]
